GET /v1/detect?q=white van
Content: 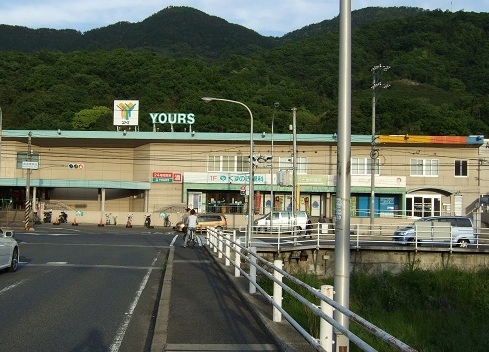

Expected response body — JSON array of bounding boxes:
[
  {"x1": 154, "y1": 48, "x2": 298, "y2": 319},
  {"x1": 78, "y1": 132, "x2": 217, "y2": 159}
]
[
  {"x1": 392, "y1": 216, "x2": 475, "y2": 247},
  {"x1": 254, "y1": 211, "x2": 309, "y2": 234}
]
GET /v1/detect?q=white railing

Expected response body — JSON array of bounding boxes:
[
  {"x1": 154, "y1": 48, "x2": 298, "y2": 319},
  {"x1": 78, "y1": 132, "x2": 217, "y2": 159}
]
[
  {"x1": 233, "y1": 222, "x2": 489, "y2": 251},
  {"x1": 205, "y1": 227, "x2": 417, "y2": 352}
]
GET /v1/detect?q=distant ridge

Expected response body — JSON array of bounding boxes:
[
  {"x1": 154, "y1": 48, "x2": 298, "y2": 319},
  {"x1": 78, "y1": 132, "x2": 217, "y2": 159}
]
[{"x1": 0, "y1": 6, "x2": 427, "y2": 58}]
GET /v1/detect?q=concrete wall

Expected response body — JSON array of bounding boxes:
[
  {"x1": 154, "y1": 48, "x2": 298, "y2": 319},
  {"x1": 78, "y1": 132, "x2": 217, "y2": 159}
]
[{"x1": 261, "y1": 248, "x2": 489, "y2": 276}]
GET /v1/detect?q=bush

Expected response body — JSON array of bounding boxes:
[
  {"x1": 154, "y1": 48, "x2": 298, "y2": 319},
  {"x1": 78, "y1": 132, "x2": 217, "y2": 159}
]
[{"x1": 259, "y1": 268, "x2": 489, "y2": 351}]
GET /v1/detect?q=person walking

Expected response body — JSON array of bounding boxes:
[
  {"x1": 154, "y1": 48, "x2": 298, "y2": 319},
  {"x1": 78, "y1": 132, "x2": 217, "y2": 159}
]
[
  {"x1": 318, "y1": 214, "x2": 328, "y2": 234},
  {"x1": 182, "y1": 207, "x2": 191, "y2": 242},
  {"x1": 183, "y1": 209, "x2": 198, "y2": 248}
]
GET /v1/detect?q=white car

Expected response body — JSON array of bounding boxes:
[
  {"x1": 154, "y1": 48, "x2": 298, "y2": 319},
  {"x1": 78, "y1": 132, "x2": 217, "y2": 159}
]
[
  {"x1": 0, "y1": 228, "x2": 19, "y2": 272},
  {"x1": 392, "y1": 216, "x2": 475, "y2": 247},
  {"x1": 254, "y1": 211, "x2": 309, "y2": 234}
]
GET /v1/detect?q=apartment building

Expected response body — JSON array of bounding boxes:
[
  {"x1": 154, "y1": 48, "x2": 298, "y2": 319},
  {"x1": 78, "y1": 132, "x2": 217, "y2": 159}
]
[{"x1": 0, "y1": 129, "x2": 483, "y2": 224}]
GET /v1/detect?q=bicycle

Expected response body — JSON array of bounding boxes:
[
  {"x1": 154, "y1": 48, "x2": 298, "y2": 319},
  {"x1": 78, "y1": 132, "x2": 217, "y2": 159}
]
[
  {"x1": 163, "y1": 215, "x2": 171, "y2": 227},
  {"x1": 184, "y1": 227, "x2": 197, "y2": 248}
]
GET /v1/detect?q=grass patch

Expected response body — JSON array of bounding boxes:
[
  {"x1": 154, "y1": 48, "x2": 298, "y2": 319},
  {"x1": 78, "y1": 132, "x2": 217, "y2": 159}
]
[{"x1": 259, "y1": 267, "x2": 489, "y2": 351}]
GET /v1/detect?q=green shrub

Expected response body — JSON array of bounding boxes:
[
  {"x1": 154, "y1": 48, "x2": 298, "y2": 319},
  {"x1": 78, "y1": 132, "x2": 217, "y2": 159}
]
[{"x1": 259, "y1": 268, "x2": 489, "y2": 351}]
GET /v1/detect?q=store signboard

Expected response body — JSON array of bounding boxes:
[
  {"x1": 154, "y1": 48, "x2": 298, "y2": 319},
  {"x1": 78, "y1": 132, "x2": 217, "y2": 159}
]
[
  {"x1": 114, "y1": 100, "x2": 139, "y2": 126},
  {"x1": 22, "y1": 161, "x2": 39, "y2": 169},
  {"x1": 207, "y1": 173, "x2": 266, "y2": 184},
  {"x1": 149, "y1": 112, "x2": 195, "y2": 125},
  {"x1": 152, "y1": 172, "x2": 182, "y2": 183}
]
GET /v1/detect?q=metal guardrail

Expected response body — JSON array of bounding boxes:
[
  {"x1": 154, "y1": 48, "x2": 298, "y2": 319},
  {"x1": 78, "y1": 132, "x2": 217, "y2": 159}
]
[
  {"x1": 233, "y1": 222, "x2": 489, "y2": 251},
  {"x1": 205, "y1": 227, "x2": 417, "y2": 352}
]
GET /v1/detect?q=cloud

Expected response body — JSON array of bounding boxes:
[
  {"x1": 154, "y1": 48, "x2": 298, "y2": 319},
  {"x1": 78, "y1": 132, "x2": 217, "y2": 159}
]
[{"x1": 1, "y1": 0, "x2": 166, "y2": 30}]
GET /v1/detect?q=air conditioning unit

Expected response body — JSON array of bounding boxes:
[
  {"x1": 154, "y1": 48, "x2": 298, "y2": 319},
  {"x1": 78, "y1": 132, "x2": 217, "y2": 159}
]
[
  {"x1": 277, "y1": 170, "x2": 292, "y2": 186},
  {"x1": 277, "y1": 170, "x2": 286, "y2": 186}
]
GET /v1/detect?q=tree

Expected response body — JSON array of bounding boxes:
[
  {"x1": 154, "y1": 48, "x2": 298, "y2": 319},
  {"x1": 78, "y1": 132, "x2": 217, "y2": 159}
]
[{"x1": 72, "y1": 106, "x2": 112, "y2": 130}]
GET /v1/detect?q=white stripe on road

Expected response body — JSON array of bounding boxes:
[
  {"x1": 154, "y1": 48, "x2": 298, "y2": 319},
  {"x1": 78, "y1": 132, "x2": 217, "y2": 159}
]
[
  {"x1": 0, "y1": 279, "x2": 28, "y2": 295},
  {"x1": 170, "y1": 234, "x2": 180, "y2": 246},
  {"x1": 109, "y1": 252, "x2": 161, "y2": 352}
]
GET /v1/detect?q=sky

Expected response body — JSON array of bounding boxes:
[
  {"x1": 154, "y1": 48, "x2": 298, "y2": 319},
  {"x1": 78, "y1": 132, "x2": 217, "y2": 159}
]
[{"x1": 0, "y1": 0, "x2": 488, "y2": 37}]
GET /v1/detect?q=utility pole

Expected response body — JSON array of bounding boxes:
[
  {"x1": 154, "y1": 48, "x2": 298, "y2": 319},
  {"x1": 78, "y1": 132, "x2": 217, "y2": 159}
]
[
  {"x1": 270, "y1": 102, "x2": 279, "y2": 217},
  {"x1": 291, "y1": 108, "x2": 298, "y2": 216},
  {"x1": 24, "y1": 131, "x2": 32, "y2": 230},
  {"x1": 370, "y1": 64, "x2": 390, "y2": 227},
  {"x1": 0, "y1": 107, "x2": 2, "y2": 178}
]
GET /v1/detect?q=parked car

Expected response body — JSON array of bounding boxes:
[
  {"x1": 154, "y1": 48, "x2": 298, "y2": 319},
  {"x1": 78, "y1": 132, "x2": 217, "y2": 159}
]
[
  {"x1": 392, "y1": 216, "x2": 475, "y2": 247},
  {"x1": 0, "y1": 228, "x2": 19, "y2": 272},
  {"x1": 254, "y1": 211, "x2": 309, "y2": 234},
  {"x1": 174, "y1": 213, "x2": 227, "y2": 232}
]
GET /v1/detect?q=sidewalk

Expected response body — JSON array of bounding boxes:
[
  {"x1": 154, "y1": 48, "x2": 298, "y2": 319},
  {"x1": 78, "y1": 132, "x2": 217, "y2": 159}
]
[{"x1": 151, "y1": 238, "x2": 315, "y2": 352}]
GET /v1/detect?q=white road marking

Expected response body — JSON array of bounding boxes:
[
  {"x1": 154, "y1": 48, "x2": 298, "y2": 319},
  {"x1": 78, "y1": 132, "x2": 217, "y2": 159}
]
[
  {"x1": 170, "y1": 234, "x2": 180, "y2": 246},
  {"x1": 0, "y1": 279, "x2": 27, "y2": 295},
  {"x1": 109, "y1": 252, "x2": 161, "y2": 352}
]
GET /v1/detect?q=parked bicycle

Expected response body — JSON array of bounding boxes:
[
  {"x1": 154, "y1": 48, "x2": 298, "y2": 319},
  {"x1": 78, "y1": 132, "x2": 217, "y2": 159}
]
[
  {"x1": 144, "y1": 214, "x2": 153, "y2": 228},
  {"x1": 163, "y1": 215, "x2": 171, "y2": 227},
  {"x1": 58, "y1": 211, "x2": 68, "y2": 223}
]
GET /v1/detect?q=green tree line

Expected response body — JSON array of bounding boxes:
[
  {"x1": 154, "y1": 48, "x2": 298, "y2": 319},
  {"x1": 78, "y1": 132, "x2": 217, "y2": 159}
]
[{"x1": 0, "y1": 7, "x2": 489, "y2": 135}]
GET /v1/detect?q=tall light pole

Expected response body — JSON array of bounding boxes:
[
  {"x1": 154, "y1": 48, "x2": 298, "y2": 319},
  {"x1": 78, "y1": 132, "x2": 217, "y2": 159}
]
[
  {"x1": 335, "y1": 0, "x2": 352, "y2": 348},
  {"x1": 370, "y1": 64, "x2": 390, "y2": 227},
  {"x1": 202, "y1": 97, "x2": 254, "y2": 247}
]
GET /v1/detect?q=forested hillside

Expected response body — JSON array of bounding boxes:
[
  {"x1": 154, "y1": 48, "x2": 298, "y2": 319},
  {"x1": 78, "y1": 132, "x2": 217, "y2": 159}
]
[
  {"x1": 0, "y1": 6, "x2": 277, "y2": 57},
  {"x1": 0, "y1": 7, "x2": 488, "y2": 136}
]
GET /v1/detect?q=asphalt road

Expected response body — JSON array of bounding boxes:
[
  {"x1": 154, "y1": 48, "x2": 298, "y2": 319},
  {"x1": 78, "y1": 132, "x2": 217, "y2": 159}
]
[{"x1": 0, "y1": 224, "x2": 175, "y2": 352}]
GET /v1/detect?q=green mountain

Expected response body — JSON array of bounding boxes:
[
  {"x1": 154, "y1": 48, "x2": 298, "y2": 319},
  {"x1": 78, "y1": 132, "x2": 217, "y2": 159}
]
[
  {"x1": 0, "y1": 6, "x2": 278, "y2": 58},
  {"x1": 0, "y1": 6, "x2": 424, "y2": 58},
  {"x1": 0, "y1": 6, "x2": 488, "y2": 137},
  {"x1": 281, "y1": 6, "x2": 427, "y2": 42}
]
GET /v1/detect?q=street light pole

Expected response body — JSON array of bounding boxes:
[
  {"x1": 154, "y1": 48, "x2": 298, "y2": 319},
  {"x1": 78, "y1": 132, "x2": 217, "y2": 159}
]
[
  {"x1": 370, "y1": 64, "x2": 390, "y2": 227},
  {"x1": 335, "y1": 0, "x2": 352, "y2": 347},
  {"x1": 202, "y1": 97, "x2": 254, "y2": 247}
]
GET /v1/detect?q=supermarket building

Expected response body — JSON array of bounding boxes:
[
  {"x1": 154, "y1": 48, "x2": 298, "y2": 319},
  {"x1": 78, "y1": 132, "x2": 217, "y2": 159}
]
[{"x1": 0, "y1": 129, "x2": 486, "y2": 227}]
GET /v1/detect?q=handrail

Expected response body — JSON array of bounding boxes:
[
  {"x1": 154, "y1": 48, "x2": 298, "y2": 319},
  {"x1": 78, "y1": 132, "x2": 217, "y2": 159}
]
[
  {"x1": 205, "y1": 227, "x2": 417, "y2": 352},
  {"x1": 237, "y1": 222, "x2": 489, "y2": 251}
]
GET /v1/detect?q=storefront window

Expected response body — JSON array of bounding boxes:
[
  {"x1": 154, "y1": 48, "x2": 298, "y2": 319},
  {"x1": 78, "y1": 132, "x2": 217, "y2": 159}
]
[{"x1": 205, "y1": 191, "x2": 246, "y2": 213}]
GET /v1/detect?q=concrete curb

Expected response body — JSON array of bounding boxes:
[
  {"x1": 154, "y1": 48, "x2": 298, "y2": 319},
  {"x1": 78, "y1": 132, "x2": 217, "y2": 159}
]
[{"x1": 150, "y1": 246, "x2": 174, "y2": 352}]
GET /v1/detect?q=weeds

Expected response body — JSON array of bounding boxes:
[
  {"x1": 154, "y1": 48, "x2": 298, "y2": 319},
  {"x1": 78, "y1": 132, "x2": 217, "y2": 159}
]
[{"x1": 259, "y1": 268, "x2": 489, "y2": 351}]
